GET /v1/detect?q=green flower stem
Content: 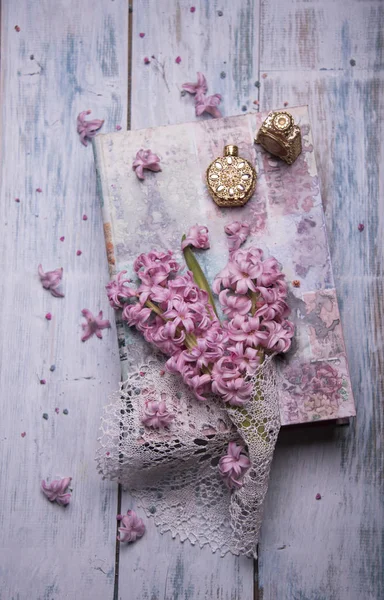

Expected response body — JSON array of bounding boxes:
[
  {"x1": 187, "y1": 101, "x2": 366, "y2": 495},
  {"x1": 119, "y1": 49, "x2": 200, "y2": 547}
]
[
  {"x1": 145, "y1": 299, "x2": 166, "y2": 319},
  {"x1": 181, "y1": 236, "x2": 218, "y2": 318},
  {"x1": 249, "y1": 290, "x2": 258, "y2": 317}
]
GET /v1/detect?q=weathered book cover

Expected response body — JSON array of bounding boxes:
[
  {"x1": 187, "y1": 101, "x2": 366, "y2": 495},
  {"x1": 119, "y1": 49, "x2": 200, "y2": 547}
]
[{"x1": 93, "y1": 106, "x2": 355, "y2": 426}]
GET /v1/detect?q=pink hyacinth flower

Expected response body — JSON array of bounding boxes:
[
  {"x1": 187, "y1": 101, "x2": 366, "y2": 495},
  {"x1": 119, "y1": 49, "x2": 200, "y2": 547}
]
[
  {"x1": 38, "y1": 264, "x2": 64, "y2": 298},
  {"x1": 181, "y1": 224, "x2": 210, "y2": 250},
  {"x1": 219, "y1": 290, "x2": 252, "y2": 318},
  {"x1": 219, "y1": 442, "x2": 251, "y2": 489},
  {"x1": 195, "y1": 94, "x2": 222, "y2": 119},
  {"x1": 41, "y1": 477, "x2": 72, "y2": 506},
  {"x1": 77, "y1": 110, "x2": 104, "y2": 146},
  {"x1": 227, "y1": 256, "x2": 262, "y2": 294},
  {"x1": 117, "y1": 510, "x2": 146, "y2": 543},
  {"x1": 226, "y1": 314, "x2": 269, "y2": 348},
  {"x1": 106, "y1": 271, "x2": 137, "y2": 309},
  {"x1": 262, "y1": 320, "x2": 294, "y2": 353},
  {"x1": 182, "y1": 72, "x2": 208, "y2": 100},
  {"x1": 81, "y1": 309, "x2": 111, "y2": 341},
  {"x1": 132, "y1": 149, "x2": 162, "y2": 180},
  {"x1": 228, "y1": 341, "x2": 261, "y2": 375},
  {"x1": 224, "y1": 221, "x2": 250, "y2": 252},
  {"x1": 141, "y1": 400, "x2": 175, "y2": 429}
]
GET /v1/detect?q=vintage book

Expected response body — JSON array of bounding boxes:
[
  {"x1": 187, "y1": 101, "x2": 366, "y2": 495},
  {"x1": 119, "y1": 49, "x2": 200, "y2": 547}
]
[{"x1": 93, "y1": 106, "x2": 355, "y2": 426}]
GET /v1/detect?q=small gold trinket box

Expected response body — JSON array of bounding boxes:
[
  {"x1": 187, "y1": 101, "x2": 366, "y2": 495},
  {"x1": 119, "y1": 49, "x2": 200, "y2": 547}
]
[
  {"x1": 206, "y1": 145, "x2": 257, "y2": 207},
  {"x1": 255, "y1": 111, "x2": 302, "y2": 165}
]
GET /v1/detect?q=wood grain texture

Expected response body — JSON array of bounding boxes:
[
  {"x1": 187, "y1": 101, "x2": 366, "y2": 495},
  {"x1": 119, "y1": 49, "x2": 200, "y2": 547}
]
[
  {"x1": 258, "y1": 1, "x2": 384, "y2": 598},
  {"x1": 118, "y1": 1, "x2": 260, "y2": 598},
  {"x1": 130, "y1": 0, "x2": 260, "y2": 128},
  {"x1": 0, "y1": 1, "x2": 127, "y2": 598}
]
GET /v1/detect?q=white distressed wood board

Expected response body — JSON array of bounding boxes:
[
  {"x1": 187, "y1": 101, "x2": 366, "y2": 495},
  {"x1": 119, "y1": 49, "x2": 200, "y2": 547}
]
[
  {"x1": 257, "y1": 1, "x2": 384, "y2": 599},
  {"x1": 0, "y1": 1, "x2": 127, "y2": 598}
]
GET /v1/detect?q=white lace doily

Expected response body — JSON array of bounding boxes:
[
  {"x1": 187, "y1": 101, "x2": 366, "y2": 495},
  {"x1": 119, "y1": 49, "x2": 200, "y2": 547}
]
[{"x1": 96, "y1": 354, "x2": 280, "y2": 557}]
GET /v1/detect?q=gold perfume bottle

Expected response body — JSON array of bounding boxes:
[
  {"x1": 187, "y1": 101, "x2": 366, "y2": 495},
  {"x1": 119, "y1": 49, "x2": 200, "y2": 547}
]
[
  {"x1": 255, "y1": 111, "x2": 302, "y2": 165},
  {"x1": 206, "y1": 145, "x2": 257, "y2": 207}
]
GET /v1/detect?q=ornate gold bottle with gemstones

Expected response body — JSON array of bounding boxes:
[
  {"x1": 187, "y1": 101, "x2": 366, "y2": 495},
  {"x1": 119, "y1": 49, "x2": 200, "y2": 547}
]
[
  {"x1": 206, "y1": 145, "x2": 257, "y2": 207},
  {"x1": 255, "y1": 110, "x2": 302, "y2": 165}
]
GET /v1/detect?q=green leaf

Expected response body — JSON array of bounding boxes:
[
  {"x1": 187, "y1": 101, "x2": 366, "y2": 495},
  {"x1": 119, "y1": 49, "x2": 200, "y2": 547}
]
[{"x1": 182, "y1": 235, "x2": 218, "y2": 317}]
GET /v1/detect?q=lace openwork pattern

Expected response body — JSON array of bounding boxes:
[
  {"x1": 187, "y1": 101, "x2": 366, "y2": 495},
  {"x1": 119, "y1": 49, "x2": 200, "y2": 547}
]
[{"x1": 96, "y1": 354, "x2": 280, "y2": 557}]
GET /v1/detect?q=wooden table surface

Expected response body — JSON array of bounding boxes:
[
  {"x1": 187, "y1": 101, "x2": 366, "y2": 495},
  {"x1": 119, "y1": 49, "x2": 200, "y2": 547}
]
[{"x1": 1, "y1": 1, "x2": 382, "y2": 599}]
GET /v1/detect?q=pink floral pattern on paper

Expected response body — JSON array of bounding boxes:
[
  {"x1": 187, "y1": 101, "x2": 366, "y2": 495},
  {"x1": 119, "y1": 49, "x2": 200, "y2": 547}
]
[
  {"x1": 280, "y1": 360, "x2": 348, "y2": 424},
  {"x1": 259, "y1": 146, "x2": 319, "y2": 217}
]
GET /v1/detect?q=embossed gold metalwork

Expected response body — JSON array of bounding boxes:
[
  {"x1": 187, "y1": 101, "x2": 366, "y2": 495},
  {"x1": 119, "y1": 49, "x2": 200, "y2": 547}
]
[
  {"x1": 206, "y1": 145, "x2": 257, "y2": 207},
  {"x1": 255, "y1": 111, "x2": 302, "y2": 165}
]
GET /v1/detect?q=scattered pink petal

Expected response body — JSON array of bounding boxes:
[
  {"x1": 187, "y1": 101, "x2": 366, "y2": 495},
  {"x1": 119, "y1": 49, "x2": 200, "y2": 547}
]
[
  {"x1": 60, "y1": 236, "x2": 65, "y2": 242},
  {"x1": 219, "y1": 442, "x2": 251, "y2": 489},
  {"x1": 182, "y1": 224, "x2": 210, "y2": 250},
  {"x1": 284, "y1": 101, "x2": 289, "y2": 107},
  {"x1": 36, "y1": 188, "x2": 42, "y2": 193},
  {"x1": 159, "y1": 370, "x2": 165, "y2": 376},
  {"x1": 55, "y1": 407, "x2": 60, "y2": 414},
  {"x1": 142, "y1": 400, "x2": 175, "y2": 429},
  {"x1": 77, "y1": 110, "x2": 104, "y2": 147},
  {"x1": 224, "y1": 221, "x2": 250, "y2": 252},
  {"x1": 144, "y1": 57, "x2": 150, "y2": 64},
  {"x1": 132, "y1": 149, "x2": 162, "y2": 180},
  {"x1": 40, "y1": 379, "x2": 46, "y2": 385},
  {"x1": 45, "y1": 313, "x2": 52, "y2": 321},
  {"x1": 81, "y1": 308, "x2": 111, "y2": 342},
  {"x1": 15, "y1": 25, "x2": 20, "y2": 32},
  {"x1": 175, "y1": 56, "x2": 182, "y2": 64},
  {"x1": 21, "y1": 432, "x2": 26, "y2": 438},
  {"x1": 316, "y1": 493, "x2": 322, "y2": 500},
  {"x1": 253, "y1": 100, "x2": 259, "y2": 106},
  {"x1": 139, "y1": 32, "x2": 145, "y2": 38},
  {"x1": 358, "y1": 223, "x2": 364, "y2": 231},
  {"x1": 116, "y1": 125, "x2": 122, "y2": 131},
  {"x1": 38, "y1": 264, "x2": 64, "y2": 298},
  {"x1": 15, "y1": 197, "x2": 20, "y2": 203},
  {"x1": 262, "y1": 73, "x2": 267, "y2": 79},
  {"x1": 76, "y1": 250, "x2": 82, "y2": 256},
  {"x1": 190, "y1": 6, "x2": 196, "y2": 12},
  {"x1": 195, "y1": 93, "x2": 222, "y2": 119},
  {"x1": 106, "y1": 451, "x2": 110, "y2": 456},
  {"x1": 117, "y1": 510, "x2": 146, "y2": 543},
  {"x1": 82, "y1": 214, "x2": 88, "y2": 221},
  {"x1": 41, "y1": 477, "x2": 72, "y2": 506},
  {"x1": 182, "y1": 72, "x2": 208, "y2": 97}
]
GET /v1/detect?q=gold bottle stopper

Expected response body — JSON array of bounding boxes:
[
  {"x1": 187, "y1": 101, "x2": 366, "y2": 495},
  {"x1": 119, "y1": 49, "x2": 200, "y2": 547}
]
[
  {"x1": 206, "y1": 145, "x2": 257, "y2": 207},
  {"x1": 255, "y1": 111, "x2": 302, "y2": 165}
]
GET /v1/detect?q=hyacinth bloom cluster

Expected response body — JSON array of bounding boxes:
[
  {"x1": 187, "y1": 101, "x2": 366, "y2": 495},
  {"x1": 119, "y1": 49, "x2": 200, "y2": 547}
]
[
  {"x1": 218, "y1": 442, "x2": 251, "y2": 489},
  {"x1": 106, "y1": 224, "x2": 294, "y2": 409}
]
